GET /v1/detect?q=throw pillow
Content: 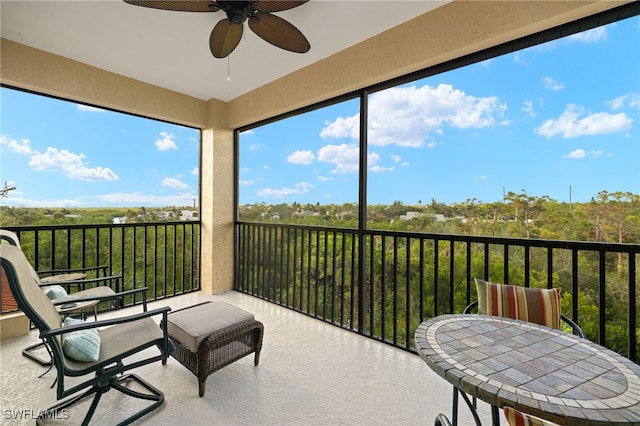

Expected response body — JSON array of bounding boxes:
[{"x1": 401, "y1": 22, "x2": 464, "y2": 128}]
[
  {"x1": 475, "y1": 279, "x2": 561, "y2": 329},
  {"x1": 503, "y1": 406, "x2": 560, "y2": 426},
  {"x1": 43, "y1": 285, "x2": 68, "y2": 300},
  {"x1": 61, "y1": 317, "x2": 101, "y2": 362}
]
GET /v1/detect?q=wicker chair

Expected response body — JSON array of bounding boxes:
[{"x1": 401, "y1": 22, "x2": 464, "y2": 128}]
[{"x1": 1, "y1": 244, "x2": 173, "y2": 425}]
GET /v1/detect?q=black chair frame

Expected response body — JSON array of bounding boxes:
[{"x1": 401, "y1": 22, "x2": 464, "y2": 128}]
[{"x1": 2, "y1": 246, "x2": 173, "y2": 426}]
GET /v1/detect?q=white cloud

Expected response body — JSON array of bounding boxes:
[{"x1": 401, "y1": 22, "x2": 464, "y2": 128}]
[
  {"x1": 162, "y1": 177, "x2": 189, "y2": 190},
  {"x1": 522, "y1": 100, "x2": 536, "y2": 118},
  {"x1": 369, "y1": 165, "x2": 395, "y2": 173},
  {"x1": 513, "y1": 52, "x2": 531, "y2": 66},
  {"x1": 0, "y1": 196, "x2": 85, "y2": 208},
  {"x1": 317, "y1": 176, "x2": 334, "y2": 182},
  {"x1": 535, "y1": 104, "x2": 633, "y2": 138},
  {"x1": 565, "y1": 149, "x2": 585, "y2": 159},
  {"x1": 320, "y1": 115, "x2": 359, "y2": 140},
  {"x1": 2, "y1": 192, "x2": 198, "y2": 207},
  {"x1": 390, "y1": 155, "x2": 410, "y2": 166},
  {"x1": 29, "y1": 147, "x2": 119, "y2": 182},
  {"x1": 287, "y1": 150, "x2": 315, "y2": 165},
  {"x1": 155, "y1": 131, "x2": 178, "y2": 151},
  {"x1": 249, "y1": 143, "x2": 264, "y2": 151},
  {"x1": 77, "y1": 104, "x2": 106, "y2": 113},
  {"x1": 568, "y1": 26, "x2": 608, "y2": 43},
  {"x1": 239, "y1": 179, "x2": 254, "y2": 186},
  {"x1": 320, "y1": 84, "x2": 507, "y2": 147},
  {"x1": 90, "y1": 191, "x2": 198, "y2": 206},
  {"x1": 190, "y1": 166, "x2": 199, "y2": 176},
  {"x1": 1, "y1": 135, "x2": 34, "y2": 156},
  {"x1": 317, "y1": 144, "x2": 359, "y2": 173},
  {"x1": 607, "y1": 95, "x2": 627, "y2": 110},
  {"x1": 2, "y1": 135, "x2": 119, "y2": 182},
  {"x1": 542, "y1": 76, "x2": 564, "y2": 91},
  {"x1": 257, "y1": 181, "x2": 313, "y2": 199},
  {"x1": 564, "y1": 149, "x2": 604, "y2": 159},
  {"x1": 607, "y1": 93, "x2": 640, "y2": 110}
]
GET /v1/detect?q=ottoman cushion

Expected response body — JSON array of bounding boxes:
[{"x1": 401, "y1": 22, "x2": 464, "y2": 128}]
[{"x1": 167, "y1": 301, "x2": 255, "y2": 352}]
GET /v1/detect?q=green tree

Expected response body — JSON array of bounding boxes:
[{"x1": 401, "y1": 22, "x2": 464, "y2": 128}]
[
  {"x1": 505, "y1": 190, "x2": 551, "y2": 238},
  {"x1": 595, "y1": 191, "x2": 640, "y2": 276}
]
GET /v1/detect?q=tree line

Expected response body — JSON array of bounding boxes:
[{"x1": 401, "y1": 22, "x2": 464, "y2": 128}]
[{"x1": 239, "y1": 190, "x2": 640, "y2": 245}]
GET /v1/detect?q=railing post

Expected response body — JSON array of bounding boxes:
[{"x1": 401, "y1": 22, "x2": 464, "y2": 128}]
[{"x1": 357, "y1": 90, "x2": 369, "y2": 334}]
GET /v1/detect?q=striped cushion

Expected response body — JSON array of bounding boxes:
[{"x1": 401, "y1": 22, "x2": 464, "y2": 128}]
[
  {"x1": 475, "y1": 279, "x2": 561, "y2": 329},
  {"x1": 503, "y1": 407, "x2": 560, "y2": 426}
]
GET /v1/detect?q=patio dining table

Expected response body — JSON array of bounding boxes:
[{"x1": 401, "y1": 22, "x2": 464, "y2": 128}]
[{"x1": 414, "y1": 314, "x2": 640, "y2": 426}]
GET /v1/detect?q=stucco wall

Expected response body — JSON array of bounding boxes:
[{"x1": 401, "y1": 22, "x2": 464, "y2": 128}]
[{"x1": 0, "y1": 39, "x2": 208, "y2": 128}]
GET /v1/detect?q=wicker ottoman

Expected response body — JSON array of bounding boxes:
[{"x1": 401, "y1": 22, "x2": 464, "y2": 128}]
[{"x1": 163, "y1": 301, "x2": 264, "y2": 397}]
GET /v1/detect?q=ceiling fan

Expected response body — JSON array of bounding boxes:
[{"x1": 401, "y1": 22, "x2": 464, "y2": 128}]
[{"x1": 123, "y1": 1, "x2": 310, "y2": 58}]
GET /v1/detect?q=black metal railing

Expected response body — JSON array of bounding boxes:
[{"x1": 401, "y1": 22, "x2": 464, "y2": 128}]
[
  {"x1": 1, "y1": 222, "x2": 200, "y2": 313},
  {"x1": 235, "y1": 222, "x2": 639, "y2": 363}
]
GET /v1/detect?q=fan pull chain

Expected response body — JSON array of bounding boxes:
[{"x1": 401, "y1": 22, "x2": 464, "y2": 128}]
[{"x1": 227, "y1": 57, "x2": 231, "y2": 82}]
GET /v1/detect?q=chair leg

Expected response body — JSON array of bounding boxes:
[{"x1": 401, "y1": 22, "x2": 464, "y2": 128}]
[
  {"x1": 109, "y1": 373, "x2": 165, "y2": 425},
  {"x1": 452, "y1": 386, "x2": 482, "y2": 426},
  {"x1": 22, "y1": 341, "x2": 52, "y2": 367},
  {"x1": 36, "y1": 385, "x2": 101, "y2": 426},
  {"x1": 37, "y1": 374, "x2": 163, "y2": 426},
  {"x1": 452, "y1": 387, "x2": 459, "y2": 426}
]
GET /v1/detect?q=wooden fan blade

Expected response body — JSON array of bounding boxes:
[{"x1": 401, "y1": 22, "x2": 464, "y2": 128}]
[
  {"x1": 123, "y1": 1, "x2": 220, "y2": 12},
  {"x1": 253, "y1": 0, "x2": 309, "y2": 13},
  {"x1": 248, "y1": 12, "x2": 309, "y2": 53},
  {"x1": 209, "y1": 18, "x2": 243, "y2": 58}
]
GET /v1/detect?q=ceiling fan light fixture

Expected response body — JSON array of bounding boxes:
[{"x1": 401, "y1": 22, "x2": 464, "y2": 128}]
[
  {"x1": 122, "y1": 0, "x2": 310, "y2": 59},
  {"x1": 226, "y1": 4, "x2": 247, "y2": 25}
]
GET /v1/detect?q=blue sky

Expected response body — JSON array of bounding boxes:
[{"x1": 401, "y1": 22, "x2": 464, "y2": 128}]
[
  {"x1": 1, "y1": 92, "x2": 200, "y2": 208},
  {"x1": 239, "y1": 17, "x2": 640, "y2": 206},
  {"x1": 1, "y1": 17, "x2": 639, "y2": 209}
]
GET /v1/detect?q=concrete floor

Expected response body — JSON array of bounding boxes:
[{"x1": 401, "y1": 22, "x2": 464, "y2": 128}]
[{"x1": 0, "y1": 291, "x2": 493, "y2": 426}]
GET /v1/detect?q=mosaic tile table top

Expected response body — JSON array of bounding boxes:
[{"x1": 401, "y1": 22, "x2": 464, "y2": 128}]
[{"x1": 415, "y1": 314, "x2": 640, "y2": 425}]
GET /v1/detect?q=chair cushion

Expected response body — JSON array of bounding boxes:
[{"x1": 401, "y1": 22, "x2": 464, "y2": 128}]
[
  {"x1": 475, "y1": 279, "x2": 561, "y2": 329},
  {"x1": 503, "y1": 406, "x2": 560, "y2": 426},
  {"x1": 61, "y1": 317, "x2": 101, "y2": 362},
  {"x1": 43, "y1": 285, "x2": 68, "y2": 300}
]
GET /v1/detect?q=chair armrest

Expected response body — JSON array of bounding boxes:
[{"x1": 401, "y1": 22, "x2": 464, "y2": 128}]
[
  {"x1": 39, "y1": 275, "x2": 123, "y2": 295},
  {"x1": 52, "y1": 287, "x2": 150, "y2": 311},
  {"x1": 560, "y1": 314, "x2": 587, "y2": 339},
  {"x1": 463, "y1": 301, "x2": 478, "y2": 314},
  {"x1": 37, "y1": 265, "x2": 109, "y2": 277},
  {"x1": 38, "y1": 274, "x2": 122, "y2": 287},
  {"x1": 40, "y1": 305, "x2": 172, "y2": 338}
]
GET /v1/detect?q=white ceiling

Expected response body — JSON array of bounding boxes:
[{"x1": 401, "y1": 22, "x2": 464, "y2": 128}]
[{"x1": 1, "y1": 0, "x2": 447, "y2": 102}]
